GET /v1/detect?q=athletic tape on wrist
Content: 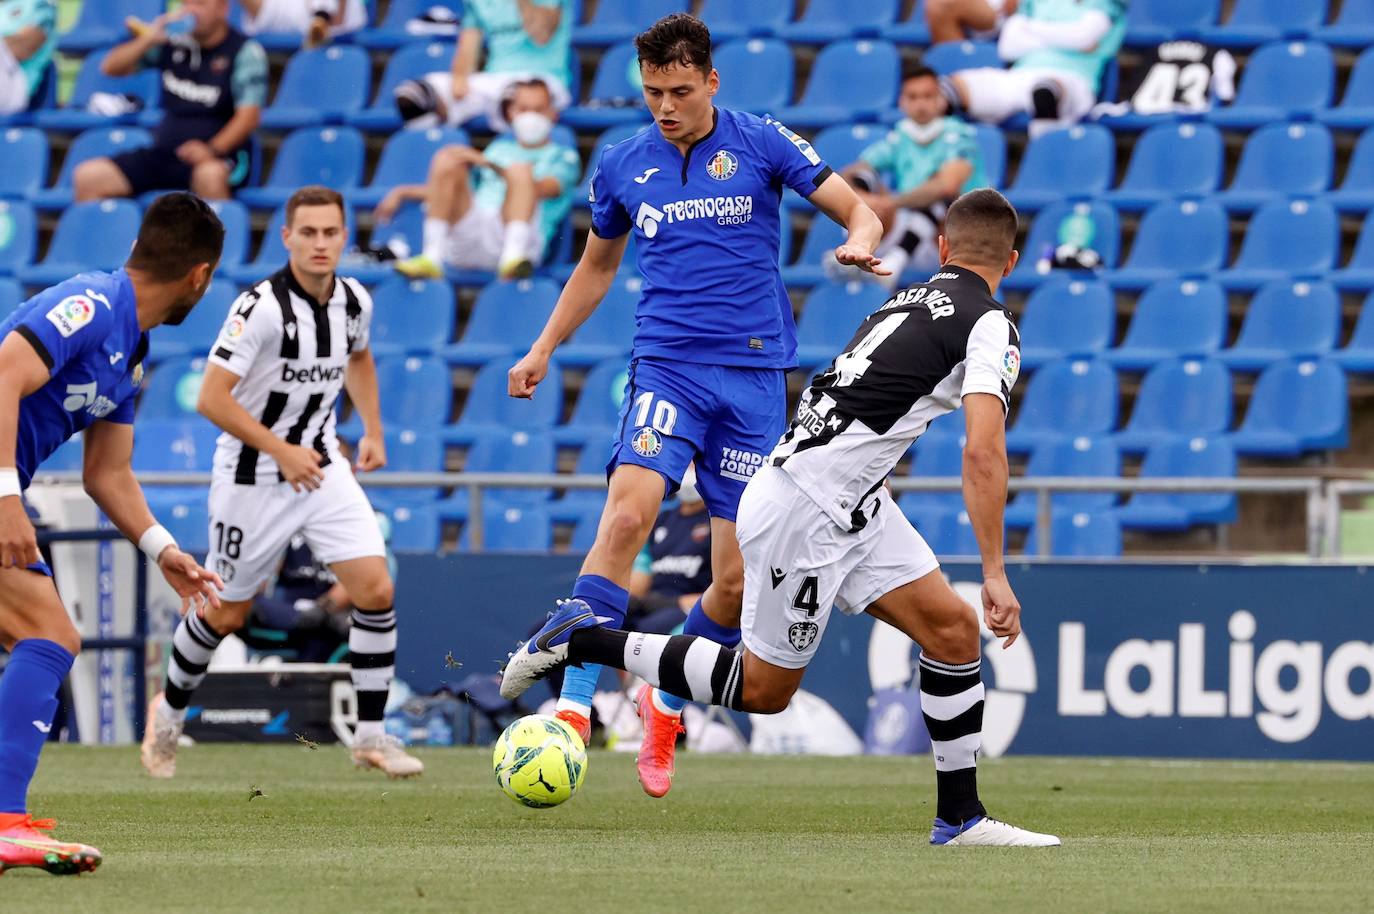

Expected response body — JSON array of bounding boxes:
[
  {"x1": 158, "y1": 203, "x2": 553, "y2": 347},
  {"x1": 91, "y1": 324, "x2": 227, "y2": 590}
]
[
  {"x1": 139, "y1": 524, "x2": 178, "y2": 563},
  {"x1": 0, "y1": 468, "x2": 19, "y2": 499}
]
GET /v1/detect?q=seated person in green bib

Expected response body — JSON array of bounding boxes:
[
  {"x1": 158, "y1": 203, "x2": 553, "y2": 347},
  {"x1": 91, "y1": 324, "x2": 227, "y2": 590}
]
[
  {"x1": 0, "y1": 0, "x2": 55, "y2": 116},
  {"x1": 836, "y1": 66, "x2": 986, "y2": 288},
  {"x1": 378, "y1": 77, "x2": 580, "y2": 281}
]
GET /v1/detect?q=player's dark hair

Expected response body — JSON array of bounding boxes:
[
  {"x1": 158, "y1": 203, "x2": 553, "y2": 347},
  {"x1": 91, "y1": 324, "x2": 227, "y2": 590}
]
[
  {"x1": 942, "y1": 189, "x2": 1019, "y2": 268},
  {"x1": 285, "y1": 185, "x2": 346, "y2": 227},
  {"x1": 635, "y1": 13, "x2": 713, "y2": 75},
  {"x1": 125, "y1": 192, "x2": 224, "y2": 281},
  {"x1": 902, "y1": 64, "x2": 939, "y2": 85}
]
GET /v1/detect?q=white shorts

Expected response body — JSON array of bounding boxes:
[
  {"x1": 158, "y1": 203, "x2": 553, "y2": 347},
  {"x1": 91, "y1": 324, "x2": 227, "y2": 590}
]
[
  {"x1": 421, "y1": 70, "x2": 571, "y2": 131},
  {"x1": 442, "y1": 204, "x2": 544, "y2": 269},
  {"x1": 956, "y1": 66, "x2": 1096, "y2": 132},
  {"x1": 242, "y1": 0, "x2": 367, "y2": 36},
  {"x1": 737, "y1": 465, "x2": 940, "y2": 670},
  {"x1": 0, "y1": 40, "x2": 30, "y2": 116},
  {"x1": 206, "y1": 462, "x2": 385, "y2": 601}
]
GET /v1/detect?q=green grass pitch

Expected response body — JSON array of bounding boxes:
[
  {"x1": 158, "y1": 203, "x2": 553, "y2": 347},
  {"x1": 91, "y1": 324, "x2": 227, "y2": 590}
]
[{"x1": 6, "y1": 746, "x2": 1374, "y2": 913}]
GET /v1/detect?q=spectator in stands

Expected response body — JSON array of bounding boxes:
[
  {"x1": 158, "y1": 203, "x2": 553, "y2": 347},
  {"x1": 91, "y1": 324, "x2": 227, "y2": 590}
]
[
  {"x1": 236, "y1": 0, "x2": 368, "y2": 47},
  {"x1": 379, "y1": 77, "x2": 580, "y2": 280},
  {"x1": 836, "y1": 66, "x2": 986, "y2": 286},
  {"x1": 627, "y1": 467, "x2": 713, "y2": 636},
  {"x1": 0, "y1": 0, "x2": 56, "y2": 116},
  {"x1": 393, "y1": 0, "x2": 572, "y2": 131},
  {"x1": 926, "y1": 0, "x2": 1016, "y2": 43},
  {"x1": 72, "y1": 0, "x2": 266, "y2": 202},
  {"x1": 943, "y1": 0, "x2": 1126, "y2": 138}
]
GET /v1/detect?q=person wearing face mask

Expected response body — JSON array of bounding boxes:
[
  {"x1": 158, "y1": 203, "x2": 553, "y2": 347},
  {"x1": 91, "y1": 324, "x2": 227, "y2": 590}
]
[
  {"x1": 381, "y1": 78, "x2": 581, "y2": 281},
  {"x1": 834, "y1": 66, "x2": 988, "y2": 289}
]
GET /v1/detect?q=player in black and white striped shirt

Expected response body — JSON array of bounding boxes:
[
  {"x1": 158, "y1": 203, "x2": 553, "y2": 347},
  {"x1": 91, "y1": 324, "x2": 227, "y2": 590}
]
[{"x1": 140, "y1": 186, "x2": 422, "y2": 780}]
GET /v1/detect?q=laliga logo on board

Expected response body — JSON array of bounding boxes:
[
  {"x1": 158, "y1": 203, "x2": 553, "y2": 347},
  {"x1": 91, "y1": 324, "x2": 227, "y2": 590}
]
[{"x1": 705, "y1": 149, "x2": 738, "y2": 181}]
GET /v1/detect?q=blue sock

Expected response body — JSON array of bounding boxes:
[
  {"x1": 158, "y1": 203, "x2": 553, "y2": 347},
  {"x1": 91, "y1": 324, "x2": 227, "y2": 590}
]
[
  {"x1": 0, "y1": 639, "x2": 75, "y2": 814},
  {"x1": 658, "y1": 598, "x2": 742, "y2": 714},
  {"x1": 557, "y1": 575, "x2": 629, "y2": 715}
]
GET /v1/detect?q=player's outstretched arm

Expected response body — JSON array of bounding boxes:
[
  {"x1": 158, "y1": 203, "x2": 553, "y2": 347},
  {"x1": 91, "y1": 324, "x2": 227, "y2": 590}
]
[
  {"x1": 962, "y1": 392, "x2": 1020, "y2": 648},
  {"x1": 509, "y1": 231, "x2": 630, "y2": 399},
  {"x1": 344, "y1": 348, "x2": 386, "y2": 472},
  {"x1": 0, "y1": 334, "x2": 52, "y2": 568},
  {"x1": 81, "y1": 420, "x2": 223, "y2": 613},
  {"x1": 198, "y1": 363, "x2": 324, "y2": 491},
  {"x1": 808, "y1": 173, "x2": 891, "y2": 276}
]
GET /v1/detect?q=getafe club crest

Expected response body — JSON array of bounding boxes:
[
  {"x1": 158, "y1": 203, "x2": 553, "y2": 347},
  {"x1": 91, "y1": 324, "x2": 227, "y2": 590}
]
[
  {"x1": 705, "y1": 149, "x2": 738, "y2": 181},
  {"x1": 631, "y1": 427, "x2": 663, "y2": 458},
  {"x1": 788, "y1": 621, "x2": 819, "y2": 652}
]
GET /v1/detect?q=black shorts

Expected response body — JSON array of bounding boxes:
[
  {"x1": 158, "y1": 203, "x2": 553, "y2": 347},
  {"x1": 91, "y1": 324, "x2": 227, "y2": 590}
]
[{"x1": 109, "y1": 144, "x2": 252, "y2": 196}]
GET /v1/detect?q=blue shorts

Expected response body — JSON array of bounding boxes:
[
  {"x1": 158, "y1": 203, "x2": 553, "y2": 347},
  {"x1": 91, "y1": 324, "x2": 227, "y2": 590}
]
[
  {"x1": 27, "y1": 561, "x2": 52, "y2": 577},
  {"x1": 608, "y1": 358, "x2": 787, "y2": 523}
]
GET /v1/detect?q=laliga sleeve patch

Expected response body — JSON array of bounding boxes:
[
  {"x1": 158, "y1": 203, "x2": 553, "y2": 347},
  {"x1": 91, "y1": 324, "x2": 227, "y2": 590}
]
[
  {"x1": 767, "y1": 116, "x2": 822, "y2": 166},
  {"x1": 45, "y1": 295, "x2": 97, "y2": 338},
  {"x1": 1001, "y1": 347, "x2": 1021, "y2": 385}
]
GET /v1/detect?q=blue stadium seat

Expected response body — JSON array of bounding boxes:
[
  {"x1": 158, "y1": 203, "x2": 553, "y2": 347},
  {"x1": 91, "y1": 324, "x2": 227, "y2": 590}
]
[
  {"x1": 795, "y1": 279, "x2": 877, "y2": 369},
  {"x1": 549, "y1": 437, "x2": 615, "y2": 520},
  {"x1": 575, "y1": 0, "x2": 686, "y2": 46},
  {"x1": 1219, "y1": 279, "x2": 1339, "y2": 371},
  {"x1": 0, "y1": 201, "x2": 36, "y2": 277},
  {"x1": 1315, "y1": 1, "x2": 1374, "y2": 49},
  {"x1": 356, "y1": 0, "x2": 463, "y2": 50},
  {"x1": 887, "y1": 0, "x2": 931, "y2": 44},
  {"x1": 18, "y1": 199, "x2": 141, "y2": 288},
  {"x1": 1105, "y1": 122, "x2": 1223, "y2": 211},
  {"x1": 1005, "y1": 437, "x2": 1120, "y2": 529},
  {"x1": 699, "y1": 0, "x2": 793, "y2": 41},
  {"x1": 774, "y1": 39, "x2": 900, "y2": 128},
  {"x1": 58, "y1": 0, "x2": 162, "y2": 52},
  {"x1": 1229, "y1": 358, "x2": 1348, "y2": 456},
  {"x1": 1218, "y1": 199, "x2": 1338, "y2": 290},
  {"x1": 1110, "y1": 200, "x2": 1227, "y2": 291},
  {"x1": 259, "y1": 46, "x2": 371, "y2": 131},
  {"x1": 137, "y1": 356, "x2": 208, "y2": 419},
  {"x1": 1025, "y1": 511, "x2": 1122, "y2": 558},
  {"x1": 236, "y1": 127, "x2": 365, "y2": 210},
  {"x1": 1218, "y1": 123, "x2": 1333, "y2": 212},
  {"x1": 1317, "y1": 47, "x2": 1374, "y2": 130},
  {"x1": 1113, "y1": 357, "x2": 1231, "y2": 453},
  {"x1": 1200, "y1": 0, "x2": 1330, "y2": 47},
  {"x1": 35, "y1": 52, "x2": 160, "y2": 132},
  {"x1": 899, "y1": 434, "x2": 965, "y2": 520},
  {"x1": 1331, "y1": 214, "x2": 1374, "y2": 293},
  {"x1": 1005, "y1": 359, "x2": 1118, "y2": 454},
  {"x1": 1125, "y1": 0, "x2": 1220, "y2": 44},
  {"x1": 559, "y1": 275, "x2": 638, "y2": 367},
  {"x1": 449, "y1": 357, "x2": 562, "y2": 444},
  {"x1": 1106, "y1": 279, "x2": 1226, "y2": 371},
  {"x1": 1328, "y1": 128, "x2": 1374, "y2": 214},
  {"x1": 222, "y1": 203, "x2": 355, "y2": 286},
  {"x1": 132, "y1": 419, "x2": 221, "y2": 472},
  {"x1": 922, "y1": 405, "x2": 966, "y2": 442},
  {"x1": 443, "y1": 277, "x2": 561, "y2": 366},
  {"x1": 143, "y1": 489, "x2": 210, "y2": 555},
  {"x1": 1333, "y1": 293, "x2": 1374, "y2": 374},
  {"x1": 0, "y1": 128, "x2": 47, "y2": 199},
  {"x1": 1017, "y1": 276, "x2": 1113, "y2": 370},
  {"x1": 148, "y1": 281, "x2": 238, "y2": 360},
  {"x1": 0, "y1": 278, "x2": 22, "y2": 322},
  {"x1": 369, "y1": 427, "x2": 446, "y2": 502},
  {"x1": 552, "y1": 358, "x2": 628, "y2": 448},
  {"x1": 350, "y1": 40, "x2": 454, "y2": 131},
  {"x1": 574, "y1": 123, "x2": 649, "y2": 209},
  {"x1": 460, "y1": 500, "x2": 553, "y2": 553},
  {"x1": 561, "y1": 42, "x2": 650, "y2": 129},
  {"x1": 567, "y1": 498, "x2": 608, "y2": 553},
  {"x1": 1005, "y1": 124, "x2": 1115, "y2": 212},
  {"x1": 202, "y1": 199, "x2": 250, "y2": 271},
  {"x1": 712, "y1": 39, "x2": 794, "y2": 114},
  {"x1": 1004, "y1": 201, "x2": 1120, "y2": 291},
  {"x1": 443, "y1": 429, "x2": 557, "y2": 517},
  {"x1": 903, "y1": 508, "x2": 982, "y2": 558},
  {"x1": 372, "y1": 356, "x2": 452, "y2": 431},
  {"x1": 366, "y1": 277, "x2": 455, "y2": 357},
  {"x1": 922, "y1": 40, "x2": 1000, "y2": 76},
  {"x1": 39, "y1": 436, "x2": 84, "y2": 474},
  {"x1": 779, "y1": 216, "x2": 849, "y2": 288},
  {"x1": 778, "y1": 0, "x2": 899, "y2": 42},
  {"x1": 1207, "y1": 41, "x2": 1334, "y2": 127},
  {"x1": 1117, "y1": 437, "x2": 1238, "y2": 531},
  {"x1": 372, "y1": 499, "x2": 442, "y2": 552},
  {"x1": 30, "y1": 126, "x2": 152, "y2": 211},
  {"x1": 972, "y1": 124, "x2": 1006, "y2": 190},
  {"x1": 350, "y1": 127, "x2": 468, "y2": 208}
]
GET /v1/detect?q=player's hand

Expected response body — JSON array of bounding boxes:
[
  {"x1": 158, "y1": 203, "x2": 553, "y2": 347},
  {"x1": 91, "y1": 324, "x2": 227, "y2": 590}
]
[
  {"x1": 275, "y1": 444, "x2": 325, "y2": 492},
  {"x1": 834, "y1": 244, "x2": 892, "y2": 277},
  {"x1": 355, "y1": 433, "x2": 386, "y2": 472},
  {"x1": 176, "y1": 140, "x2": 214, "y2": 165},
  {"x1": 981, "y1": 573, "x2": 1022, "y2": 649},
  {"x1": 508, "y1": 349, "x2": 550, "y2": 399},
  {"x1": 451, "y1": 74, "x2": 470, "y2": 100},
  {"x1": 0, "y1": 496, "x2": 42, "y2": 570},
  {"x1": 157, "y1": 547, "x2": 224, "y2": 616}
]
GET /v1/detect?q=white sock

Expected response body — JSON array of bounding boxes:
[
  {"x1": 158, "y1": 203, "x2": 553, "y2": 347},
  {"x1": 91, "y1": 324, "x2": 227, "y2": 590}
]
[
  {"x1": 158, "y1": 698, "x2": 186, "y2": 724},
  {"x1": 421, "y1": 217, "x2": 449, "y2": 263},
  {"x1": 354, "y1": 720, "x2": 384, "y2": 742},
  {"x1": 500, "y1": 220, "x2": 533, "y2": 264},
  {"x1": 555, "y1": 698, "x2": 592, "y2": 718}
]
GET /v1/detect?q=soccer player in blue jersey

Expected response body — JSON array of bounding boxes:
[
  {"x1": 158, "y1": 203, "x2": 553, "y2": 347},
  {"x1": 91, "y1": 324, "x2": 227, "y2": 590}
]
[
  {"x1": 0, "y1": 193, "x2": 226, "y2": 875},
  {"x1": 508, "y1": 13, "x2": 887, "y2": 796}
]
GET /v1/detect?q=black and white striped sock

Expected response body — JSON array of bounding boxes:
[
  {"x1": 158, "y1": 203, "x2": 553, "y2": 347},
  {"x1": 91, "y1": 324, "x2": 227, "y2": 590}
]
[
  {"x1": 919, "y1": 652, "x2": 987, "y2": 824},
  {"x1": 570, "y1": 628, "x2": 746, "y2": 711},
  {"x1": 349, "y1": 607, "x2": 396, "y2": 734},
  {"x1": 164, "y1": 612, "x2": 225, "y2": 715}
]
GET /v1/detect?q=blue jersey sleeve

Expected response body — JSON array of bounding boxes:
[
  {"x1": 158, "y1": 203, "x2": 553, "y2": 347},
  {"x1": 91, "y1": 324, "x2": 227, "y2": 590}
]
[
  {"x1": 761, "y1": 116, "x2": 831, "y2": 198},
  {"x1": 13, "y1": 287, "x2": 118, "y2": 375},
  {"x1": 588, "y1": 160, "x2": 631, "y2": 239},
  {"x1": 105, "y1": 391, "x2": 136, "y2": 425}
]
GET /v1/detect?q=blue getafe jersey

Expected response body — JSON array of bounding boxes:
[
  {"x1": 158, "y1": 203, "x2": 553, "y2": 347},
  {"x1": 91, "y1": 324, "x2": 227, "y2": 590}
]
[
  {"x1": 0, "y1": 270, "x2": 147, "y2": 489},
  {"x1": 589, "y1": 107, "x2": 833, "y2": 370}
]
